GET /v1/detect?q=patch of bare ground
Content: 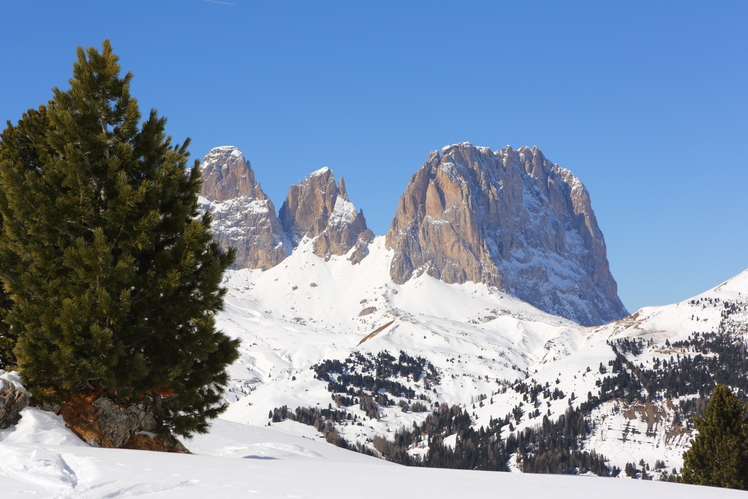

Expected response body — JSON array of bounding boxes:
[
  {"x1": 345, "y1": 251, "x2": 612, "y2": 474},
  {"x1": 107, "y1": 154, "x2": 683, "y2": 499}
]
[{"x1": 357, "y1": 320, "x2": 395, "y2": 345}]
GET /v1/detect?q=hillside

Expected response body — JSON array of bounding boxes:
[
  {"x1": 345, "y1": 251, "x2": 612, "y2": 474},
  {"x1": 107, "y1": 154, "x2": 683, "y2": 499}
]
[
  {"x1": 211, "y1": 232, "x2": 748, "y2": 477},
  {"x1": 1, "y1": 397, "x2": 745, "y2": 498}
]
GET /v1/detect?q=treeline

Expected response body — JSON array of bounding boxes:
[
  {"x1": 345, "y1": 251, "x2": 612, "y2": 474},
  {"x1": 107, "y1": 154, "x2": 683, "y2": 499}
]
[
  {"x1": 515, "y1": 410, "x2": 608, "y2": 475},
  {"x1": 271, "y1": 400, "x2": 611, "y2": 475},
  {"x1": 313, "y1": 350, "x2": 440, "y2": 385},
  {"x1": 574, "y1": 330, "x2": 748, "y2": 420},
  {"x1": 272, "y1": 309, "x2": 748, "y2": 478}
]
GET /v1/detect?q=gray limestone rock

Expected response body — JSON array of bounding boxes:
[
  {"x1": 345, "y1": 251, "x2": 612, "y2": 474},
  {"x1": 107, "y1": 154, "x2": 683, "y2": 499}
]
[
  {"x1": 280, "y1": 168, "x2": 372, "y2": 261},
  {"x1": 0, "y1": 379, "x2": 29, "y2": 429},
  {"x1": 199, "y1": 146, "x2": 289, "y2": 270},
  {"x1": 385, "y1": 143, "x2": 628, "y2": 326}
]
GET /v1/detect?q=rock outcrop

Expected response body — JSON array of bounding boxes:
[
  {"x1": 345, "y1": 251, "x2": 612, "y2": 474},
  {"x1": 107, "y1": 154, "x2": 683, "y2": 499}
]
[
  {"x1": 279, "y1": 167, "x2": 373, "y2": 261},
  {"x1": 60, "y1": 391, "x2": 187, "y2": 452},
  {"x1": 385, "y1": 143, "x2": 627, "y2": 326},
  {"x1": 0, "y1": 378, "x2": 29, "y2": 429},
  {"x1": 199, "y1": 146, "x2": 288, "y2": 269}
]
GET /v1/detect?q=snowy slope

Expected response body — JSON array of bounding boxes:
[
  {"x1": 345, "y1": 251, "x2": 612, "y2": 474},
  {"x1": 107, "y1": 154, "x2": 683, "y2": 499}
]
[
  {"x1": 2, "y1": 241, "x2": 746, "y2": 493},
  {"x1": 0, "y1": 404, "x2": 744, "y2": 498},
  {"x1": 218, "y1": 237, "x2": 584, "y2": 423},
  {"x1": 211, "y1": 238, "x2": 748, "y2": 475}
]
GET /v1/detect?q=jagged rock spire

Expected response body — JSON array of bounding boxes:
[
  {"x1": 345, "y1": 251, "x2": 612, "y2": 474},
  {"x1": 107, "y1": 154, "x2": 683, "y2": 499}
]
[
  {"x1": 199, "y1": 146, "x2": 288, "y2": 270},
  {"x1": 279, "y1": 167, "x2": 373, "y2": 262}
]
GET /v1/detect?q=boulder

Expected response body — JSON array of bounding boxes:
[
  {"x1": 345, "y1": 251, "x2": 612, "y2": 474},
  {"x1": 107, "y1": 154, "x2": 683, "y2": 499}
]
[{"x1": 0, "y1": 378, "x2": 29, "y2": 429}]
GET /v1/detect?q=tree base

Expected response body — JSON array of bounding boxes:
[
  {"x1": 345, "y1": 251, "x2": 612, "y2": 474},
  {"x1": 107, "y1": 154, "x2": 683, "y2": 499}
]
[{"x1": 60, "y1": 390, "x2": 188, "y2": 453}]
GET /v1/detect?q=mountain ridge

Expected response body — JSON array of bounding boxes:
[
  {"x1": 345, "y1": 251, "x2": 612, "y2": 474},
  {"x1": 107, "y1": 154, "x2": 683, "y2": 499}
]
[
  {"x1": 195, "y1": 143, "x2": 748, "y2": 477},
  {"x1": 200, "y1": 142, "x2": 626, "y2": 326}
]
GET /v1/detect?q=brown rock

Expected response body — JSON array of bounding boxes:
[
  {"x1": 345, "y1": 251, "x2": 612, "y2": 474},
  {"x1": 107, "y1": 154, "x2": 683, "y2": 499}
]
[
  {"x1": 199, "y1": 146, "x2": 288, "y2": 270},
  {"x1": 59, "y1": 391, "x2": 188, "y2": 452},
  {"x1": 280, "y1": 168, "x2": 372, "y2": 261},
  {"x1": 385, "y1": 143, "x2": 627, "y2": 326}
]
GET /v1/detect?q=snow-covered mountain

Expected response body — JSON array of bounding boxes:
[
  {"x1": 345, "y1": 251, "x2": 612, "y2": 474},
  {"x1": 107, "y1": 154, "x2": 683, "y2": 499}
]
[
  {"x1": 208, "y1": 226, "x2": 748, "y2": 476},
  {"x1": 199, "y1": 146, "x2": 373, "y2": 269},
  {"x1": 199, "y1": 146, "x2": 288, "y2": 270},
  {"x1": 193, "y1": 143, "x2": 748, "y2": 478},
  {"x1": 278, "y1": 166, "x2": 373, "y2": 262},
  {"x1": 202, "y1": 143, "x2": 626, "y2": 326},
  {"x1": 3, "y1": 144, "x2": 745, "y2": 495}
]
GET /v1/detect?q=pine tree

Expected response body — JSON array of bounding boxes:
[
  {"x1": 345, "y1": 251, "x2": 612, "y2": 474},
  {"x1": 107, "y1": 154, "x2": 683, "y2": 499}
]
[
  {"x1": 679, "y1": 385, "x2": 748, "y2": 489},
  {"x1": 0, "y1": 282, "x2": 13, "y2": 369},
  {"x1": 0, "y1": 40, "x2": 239, "y2": 438}
]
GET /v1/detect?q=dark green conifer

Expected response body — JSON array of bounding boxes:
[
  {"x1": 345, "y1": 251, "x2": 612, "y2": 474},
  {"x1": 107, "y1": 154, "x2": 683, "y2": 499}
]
[
  {"x1": 0, "y1": 281, "x2": 13, "y2": 369},
  {"x1": 679, "y1": 385, "x2": 748, "y2": 489},
  {"x1": 0, "y1": 40, "x2": 238, "y2": 438}
]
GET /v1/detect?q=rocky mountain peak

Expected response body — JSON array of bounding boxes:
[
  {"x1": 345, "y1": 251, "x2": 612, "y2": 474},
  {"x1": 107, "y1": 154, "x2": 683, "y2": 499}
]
[
  {"x1": 279, "y1": 168, "x2": 373, "y2": 262},
  {"x1": 200, "y1": 146, "x2": 262, "y2": 202},
  {"x1": 199, "y1": 146, "x2": 288, "y2": 270},
  {"x1": 385, "y1": 142, "x2": 627, "y2": 326}
]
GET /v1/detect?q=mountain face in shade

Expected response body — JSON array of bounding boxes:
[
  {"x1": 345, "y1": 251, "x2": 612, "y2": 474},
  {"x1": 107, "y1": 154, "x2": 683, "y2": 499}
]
[
  {"x1": 385, "y1": 143, "x2": 627, "y2": 326},
  {"x1": 279, "y1": 167, "x2": 373, "y2": 263},
  {"x1": 198, "y1": 146, "x2": 288, "y2": 270}
]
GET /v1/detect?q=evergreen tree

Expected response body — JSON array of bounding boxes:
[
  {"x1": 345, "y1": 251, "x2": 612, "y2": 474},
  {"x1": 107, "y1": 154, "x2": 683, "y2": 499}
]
[
  {"x1": 679, "y1": 385, "x2": 748, "y2": 489},
  {"x1": 0, "y1": 281, "x2": 13, "y2": 369},
  {"x1": 0, "y1": 40, "x2": 239, "y2": 438}
]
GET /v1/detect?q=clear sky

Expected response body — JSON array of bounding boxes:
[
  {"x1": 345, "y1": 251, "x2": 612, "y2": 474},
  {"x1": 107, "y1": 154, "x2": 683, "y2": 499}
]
[{"x1": 2, "y1": 1, "x2": 747, "y2": 313}]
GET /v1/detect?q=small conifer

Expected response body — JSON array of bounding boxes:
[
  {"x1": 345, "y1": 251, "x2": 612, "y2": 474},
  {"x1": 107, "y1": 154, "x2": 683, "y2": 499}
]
[{"x1": 679, "y1": 385, "x2": 748, "y2": 489}]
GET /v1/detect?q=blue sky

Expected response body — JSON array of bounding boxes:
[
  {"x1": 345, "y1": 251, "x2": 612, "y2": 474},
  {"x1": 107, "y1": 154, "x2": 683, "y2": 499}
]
[{"x1": 2, "y1": 1, "x2": 747, "y2": 313}]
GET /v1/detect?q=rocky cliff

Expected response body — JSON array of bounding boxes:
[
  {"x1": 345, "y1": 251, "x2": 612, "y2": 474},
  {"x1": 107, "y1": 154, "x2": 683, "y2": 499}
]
[
  {"x1": 198, "y1": 146, "x2": 288, "y2": 270},
  {"x1": 279, "y1": 167, "x2": 373, "y2": 262},
  {"x1": 385, "y1": 143, "x2": 627, "y2": 326}
]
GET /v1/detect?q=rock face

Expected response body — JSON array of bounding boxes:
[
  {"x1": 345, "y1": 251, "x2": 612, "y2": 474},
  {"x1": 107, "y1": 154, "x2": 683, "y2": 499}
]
[
  {"x1": 199, "y1": 146, "x2": 288, "y2": 269},
  {"x1": 60, "y1": 392, "x2": 187, "y2": 452},
  {"x1": 279, "y1": 167, "x2": 373, "y2": 261},
  {"x1": 385, "y1": 143, "x2": 627, "y2": 326},
  {"x1": 0, "y1": 379, "x2": 29, "y2": 429}
]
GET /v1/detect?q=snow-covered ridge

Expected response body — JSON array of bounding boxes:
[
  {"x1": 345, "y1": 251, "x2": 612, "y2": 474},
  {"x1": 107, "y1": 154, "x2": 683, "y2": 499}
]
[{"x1": 310, "y1": 166, "x2": 330, "y2": 177}]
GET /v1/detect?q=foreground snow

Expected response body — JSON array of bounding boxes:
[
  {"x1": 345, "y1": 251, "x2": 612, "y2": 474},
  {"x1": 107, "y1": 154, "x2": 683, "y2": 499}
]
[
  {"x1": 0, "y1": 407, "x2": 742, "y2": 498},
  {"x1": 2, "y1": 240, "x2": 746, "y2": 495}
]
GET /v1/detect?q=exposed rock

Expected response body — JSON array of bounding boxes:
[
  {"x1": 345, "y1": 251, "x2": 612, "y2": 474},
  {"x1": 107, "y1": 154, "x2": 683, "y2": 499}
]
[
  {"x1": 199, "y1": 146, "x2": 288, "y2": 270},
  {"x1": 60, "y1": 391, "x2": 185, "y2": 452},
  {"x1": 385, "y1": 143, "x2": 627, "y2": 326},
  {"x1": 348, "y1": 233, "x2": 373, "y2": 265},
  {"x1": 92, "y1": 396, "x2": 157, "y2": 448},
  {"x1": 280, "y1": 168, "x2": 372, "y2": 261},
  {"x1": 0, "y1": 379, "x2": 29, "y2": 429},
  {"x1": 359, "y1": 306, "x2": 377, "y2": 316}
]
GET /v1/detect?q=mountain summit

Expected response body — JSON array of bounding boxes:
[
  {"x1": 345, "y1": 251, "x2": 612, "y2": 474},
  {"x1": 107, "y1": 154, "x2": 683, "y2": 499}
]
[
  {"x1": 385, "y1": 143, "x2": 627, "y2": 326},
  {"x1": 279, "y1": 167, "x2": 373, "y2": 262},
  {"x1": 200, "y1": 147, "x2": 373, "y2": 268},
  {"x1": 199, "y1": 146, "x2": 288, "y2": 269},
  {"x1": 200, "y1": 143, "x2": 626, "y2": 326}
]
